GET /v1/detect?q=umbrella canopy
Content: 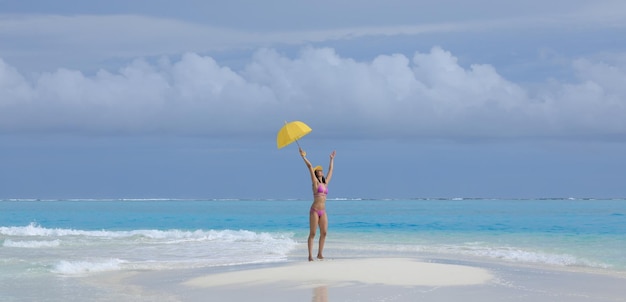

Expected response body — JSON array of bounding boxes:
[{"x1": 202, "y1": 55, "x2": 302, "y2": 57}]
[{"x1": 277, "y1": 121, "x2": 312, "y2": 149}]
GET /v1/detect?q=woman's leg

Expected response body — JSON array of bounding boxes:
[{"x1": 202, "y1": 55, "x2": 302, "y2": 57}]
[
  {"x1": 317, "y1": 213, "x2": 328, "y2": 259},
  {"x1": 308, "y1": 211, "x2": 319, "y2": 261}
]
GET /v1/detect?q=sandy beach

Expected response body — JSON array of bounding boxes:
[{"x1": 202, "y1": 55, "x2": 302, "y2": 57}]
[
  {"x1": 94, "y1": 256, "x2": 626, "y2": 302},
  {"x1": 184, "y1": 258, "x2": 492, "y2": 288}
]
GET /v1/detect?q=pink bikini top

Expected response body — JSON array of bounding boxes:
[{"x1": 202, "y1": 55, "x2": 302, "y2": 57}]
[{"x1": 314, "y1": 183, "x2": 328, "y2": 196}]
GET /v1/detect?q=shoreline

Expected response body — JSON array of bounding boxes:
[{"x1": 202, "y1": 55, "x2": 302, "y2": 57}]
[{"x1": 87, "y1": 256, "x2": 626, "y2": 302}]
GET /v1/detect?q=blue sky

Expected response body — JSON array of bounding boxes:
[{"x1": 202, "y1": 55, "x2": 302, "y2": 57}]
[{"x1": 1, "y1": 0, "x2": 626, "y2": 199}]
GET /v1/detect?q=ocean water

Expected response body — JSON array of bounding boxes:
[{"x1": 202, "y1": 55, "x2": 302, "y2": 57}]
[{"x1": 1, "y1": 198, "x2": 625, "y2": 299}]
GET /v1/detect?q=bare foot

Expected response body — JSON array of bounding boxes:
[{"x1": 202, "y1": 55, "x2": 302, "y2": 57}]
[
  {"x1": 317, "y1": 255, "x2": 324, "y2": 260},
  {"x1": 309, "y1": 256, "x2": 314, "y2": 261}
]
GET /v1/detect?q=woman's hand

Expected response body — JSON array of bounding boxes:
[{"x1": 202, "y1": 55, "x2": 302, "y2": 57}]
[
  {"x1": 299, "y1": 147, "x2": 307, "y2": 157},
  {"x1": 330, "y1": 150, "x2": 336, "y2": 159}
]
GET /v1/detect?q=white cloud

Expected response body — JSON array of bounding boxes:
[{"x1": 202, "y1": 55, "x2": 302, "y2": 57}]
[
  {"x1": 1, "y1": 47, "x2": 625, "y2": 140},
  {"x1": 535, "y1": 56, "x2": 626, "y2": 136}
]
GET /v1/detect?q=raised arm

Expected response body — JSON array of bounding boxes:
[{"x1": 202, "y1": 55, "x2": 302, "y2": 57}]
[
  {"x1": 325, "y1": 150, "x2": 336, "y2": 184},
  {"x1": 299, "y1": 147, "x2": 317, "y2": 184}
]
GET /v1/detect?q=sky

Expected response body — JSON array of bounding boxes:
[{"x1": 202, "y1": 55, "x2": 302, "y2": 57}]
[{"x1": 1, "y1": 0, "x2": 626, "y2": 199}]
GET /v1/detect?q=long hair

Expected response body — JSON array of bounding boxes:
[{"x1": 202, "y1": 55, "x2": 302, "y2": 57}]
[{"x1": 315, "y1": 171, "x2": 326, "y2": 184}]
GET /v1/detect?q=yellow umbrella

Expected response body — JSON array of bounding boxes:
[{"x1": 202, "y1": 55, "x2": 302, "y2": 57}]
[{"x1": 277, "y1": 121, "x2": 312, "y2": 149}]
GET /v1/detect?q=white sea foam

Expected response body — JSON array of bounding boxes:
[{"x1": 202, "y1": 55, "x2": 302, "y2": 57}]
[
  {"x1": 2, "y1": 223, "x2": 300, "y2": 275},
  {"x1": 0, "y1": 224, "x2": 298, "y2": 252},
  {"x1": 453, "y1": 245, "x2": 575, "y2": 265},
  {"x1": 458, "y1": 246, "x2": 611, "y2": 269},
  {"x1": 0, "y1": 223, "x2": 117, "y2": 237},
  {"x1": 52, "y1": 259, "x2": 126, "y2": 275},
  {"x1": 3, "y1": 239, "x2": 61, "y2": 248},
  {"x1": 329, "y1": 241, "x2": 612, "y2": 270},
  {"x1": 0, "y1": 223, "x2": 295, "y2": 245},
  {"x1": 425, "y1": 243, "x2": 610, "y2": 269}
]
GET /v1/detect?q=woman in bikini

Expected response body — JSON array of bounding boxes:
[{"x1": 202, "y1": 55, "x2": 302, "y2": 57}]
[{"x1": 299, "y1": 147, "x2": 335, "y2": 261}]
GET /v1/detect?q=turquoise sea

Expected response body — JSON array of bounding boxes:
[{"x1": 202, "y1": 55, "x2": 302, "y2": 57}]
[{"x1": 1, "y1": 198, "x2": 625, "y2": 300}]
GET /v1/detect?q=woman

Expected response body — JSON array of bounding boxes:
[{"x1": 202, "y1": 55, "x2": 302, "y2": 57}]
[{"x1": 299, "y1": 147, "x2": 335, "y2": 261}]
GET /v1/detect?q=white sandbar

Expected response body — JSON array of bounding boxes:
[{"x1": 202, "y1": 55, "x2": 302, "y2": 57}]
[{"x1": 183, "y1": 258, "x2": 493, "y2": 288}]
